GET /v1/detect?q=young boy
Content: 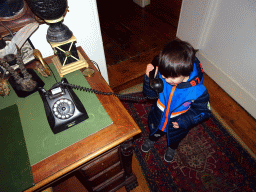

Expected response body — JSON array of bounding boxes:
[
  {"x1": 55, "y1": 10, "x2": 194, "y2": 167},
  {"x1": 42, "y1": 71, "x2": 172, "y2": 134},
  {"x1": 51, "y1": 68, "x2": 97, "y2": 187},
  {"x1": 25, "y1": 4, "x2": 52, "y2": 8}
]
[{"x1": 142, "y1": 39, "x2": 211, "y2": 162}]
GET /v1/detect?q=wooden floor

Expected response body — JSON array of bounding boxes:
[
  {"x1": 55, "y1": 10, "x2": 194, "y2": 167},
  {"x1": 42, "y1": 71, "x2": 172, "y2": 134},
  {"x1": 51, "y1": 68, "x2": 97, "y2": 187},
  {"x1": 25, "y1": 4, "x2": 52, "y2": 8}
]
[{"x1": 53, "y1": 0, "x2": 256, "y2": 191}]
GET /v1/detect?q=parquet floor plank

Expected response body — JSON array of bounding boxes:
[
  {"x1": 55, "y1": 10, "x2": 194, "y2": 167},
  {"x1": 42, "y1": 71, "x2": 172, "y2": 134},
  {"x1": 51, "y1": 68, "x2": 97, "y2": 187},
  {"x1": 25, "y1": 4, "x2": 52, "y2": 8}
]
[
  {"x1": 101, "y1": 32, "x2": 130, "y2": 66},
  {"x1": 119, "y1": 6, "x2": 176, "y2": 48},
  {"x1": 108, "y1": 46, "x2": 164, "y2": 89},
  {"x1": 100, "y1": 20, "x2": 152, "y2": 59},
  {"x1": 144, "y1": 0, "x2": 182, "y2": 28}
]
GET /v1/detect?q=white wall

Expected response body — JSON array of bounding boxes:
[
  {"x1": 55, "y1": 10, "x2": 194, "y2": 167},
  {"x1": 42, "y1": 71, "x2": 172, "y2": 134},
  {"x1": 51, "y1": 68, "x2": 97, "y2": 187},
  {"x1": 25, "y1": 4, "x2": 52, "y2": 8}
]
[
  {"x1": 30, "y1": 0, "x2": 109, "y2": 83},
  {"x1": 177, "y1": 0, "x2": 256, "y2": 119}
]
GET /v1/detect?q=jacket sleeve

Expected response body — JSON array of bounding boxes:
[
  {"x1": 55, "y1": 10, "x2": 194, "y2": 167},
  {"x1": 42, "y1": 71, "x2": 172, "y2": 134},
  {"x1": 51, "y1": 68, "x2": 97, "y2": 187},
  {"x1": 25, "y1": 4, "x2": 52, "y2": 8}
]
[
  {"x1": 143, "y1": 74, "x2": 158, "y2": 98},
  {"x1": 174, "y1": 90, "x2": 211, "y2": 129}
]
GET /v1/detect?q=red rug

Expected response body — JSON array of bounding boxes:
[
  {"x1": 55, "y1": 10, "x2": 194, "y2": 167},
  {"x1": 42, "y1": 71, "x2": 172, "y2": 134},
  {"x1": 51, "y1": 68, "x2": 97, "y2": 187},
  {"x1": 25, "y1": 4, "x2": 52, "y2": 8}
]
[{"x1": 121, "y1": 93, "x2": 256, "y2": 192}]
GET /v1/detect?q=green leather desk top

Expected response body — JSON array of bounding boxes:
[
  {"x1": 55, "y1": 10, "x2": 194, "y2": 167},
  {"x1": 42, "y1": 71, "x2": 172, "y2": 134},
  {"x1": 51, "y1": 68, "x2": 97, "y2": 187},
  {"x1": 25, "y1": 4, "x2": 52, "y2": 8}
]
[
  {"x1": 0, "y1": 64, "x2": 113, "y2": 166},
  {"x1": 0, "y1": 104, "x2": 34, "y2": 192}
]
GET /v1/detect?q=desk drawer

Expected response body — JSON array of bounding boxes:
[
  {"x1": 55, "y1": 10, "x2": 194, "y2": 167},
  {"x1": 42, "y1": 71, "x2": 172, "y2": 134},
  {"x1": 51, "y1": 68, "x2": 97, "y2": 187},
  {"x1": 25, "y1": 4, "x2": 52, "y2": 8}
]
[
  {"x1": 89, "y1": 161, "x2": 122, "y2": 187},
  {"x1": 80, "y1": 147, "x2": 119, "y2": 178},
  {"x1": 94, "y1": 171, "x2": 125, "y2": 192}
]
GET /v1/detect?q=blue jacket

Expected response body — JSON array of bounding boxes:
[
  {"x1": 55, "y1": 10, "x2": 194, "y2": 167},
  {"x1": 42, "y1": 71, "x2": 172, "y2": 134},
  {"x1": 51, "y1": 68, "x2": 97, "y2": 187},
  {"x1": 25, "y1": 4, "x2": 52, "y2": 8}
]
[{"x1": 143, "y1": 57, "x2": 211, "y2": 146}]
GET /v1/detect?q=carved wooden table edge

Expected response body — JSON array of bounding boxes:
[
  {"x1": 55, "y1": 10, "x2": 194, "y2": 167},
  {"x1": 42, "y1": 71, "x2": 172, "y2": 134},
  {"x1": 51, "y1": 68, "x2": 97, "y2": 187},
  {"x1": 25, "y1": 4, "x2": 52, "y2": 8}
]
[{"x1": 24, "y1": 47, "x2": 141, "y2": 192}]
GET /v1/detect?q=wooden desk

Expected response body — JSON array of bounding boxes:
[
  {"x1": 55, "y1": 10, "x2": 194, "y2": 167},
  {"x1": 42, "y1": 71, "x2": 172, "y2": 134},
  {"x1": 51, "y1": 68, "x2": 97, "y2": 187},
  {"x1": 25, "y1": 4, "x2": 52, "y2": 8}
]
[{"x1": 25, "y1": 47, "x2": 141, "y2": 192}]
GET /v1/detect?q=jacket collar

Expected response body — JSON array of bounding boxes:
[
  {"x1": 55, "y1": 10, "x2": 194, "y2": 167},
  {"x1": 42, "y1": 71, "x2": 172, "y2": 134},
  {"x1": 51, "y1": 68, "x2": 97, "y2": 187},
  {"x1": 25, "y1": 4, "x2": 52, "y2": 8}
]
[{"x1": 159, "y1": 57, "x2": 204, "y2": 89}]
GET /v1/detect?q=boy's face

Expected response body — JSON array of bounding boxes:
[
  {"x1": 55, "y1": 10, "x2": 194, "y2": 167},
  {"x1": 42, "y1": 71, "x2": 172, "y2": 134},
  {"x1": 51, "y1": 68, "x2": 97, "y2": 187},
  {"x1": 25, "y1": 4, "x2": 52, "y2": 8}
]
[{"x1": 161, "y1": 75, "x2": 188, "y2": 86}]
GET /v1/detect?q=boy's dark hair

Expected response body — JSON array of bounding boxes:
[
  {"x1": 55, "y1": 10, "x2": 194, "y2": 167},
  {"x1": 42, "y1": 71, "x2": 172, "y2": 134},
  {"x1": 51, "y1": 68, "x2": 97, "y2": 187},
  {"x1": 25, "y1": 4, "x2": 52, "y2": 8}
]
[{"x1": 158, "y1": 39, "x2": 196, "y2": 78}]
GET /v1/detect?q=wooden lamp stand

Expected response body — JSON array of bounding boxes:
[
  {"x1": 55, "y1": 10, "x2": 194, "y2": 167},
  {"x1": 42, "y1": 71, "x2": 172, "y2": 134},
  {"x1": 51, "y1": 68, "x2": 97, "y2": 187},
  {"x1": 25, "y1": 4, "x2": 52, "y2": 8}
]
[{"x1": 49, "y1": 35, "x2": 88, "y2": 77}]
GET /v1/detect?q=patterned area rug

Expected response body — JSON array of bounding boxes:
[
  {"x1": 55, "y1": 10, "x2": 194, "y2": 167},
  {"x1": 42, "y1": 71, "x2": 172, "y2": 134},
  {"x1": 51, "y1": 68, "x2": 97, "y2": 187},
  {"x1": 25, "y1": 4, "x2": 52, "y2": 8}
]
[{"x1": 121, "y1": 93, "x2": 256, "y2": 192}]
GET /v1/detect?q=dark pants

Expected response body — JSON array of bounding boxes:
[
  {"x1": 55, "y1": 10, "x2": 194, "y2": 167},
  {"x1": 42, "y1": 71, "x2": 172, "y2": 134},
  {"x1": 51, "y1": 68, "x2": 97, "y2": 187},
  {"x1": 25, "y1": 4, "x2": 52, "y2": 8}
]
[{"x1": 149, "y1": 129, "x2": 180, "y2": 149}]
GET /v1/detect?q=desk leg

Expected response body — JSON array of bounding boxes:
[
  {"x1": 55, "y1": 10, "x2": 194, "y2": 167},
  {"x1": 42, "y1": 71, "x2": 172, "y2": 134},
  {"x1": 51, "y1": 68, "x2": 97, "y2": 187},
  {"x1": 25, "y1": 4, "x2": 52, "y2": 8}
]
[{"x1": 121, "y1": 138, "x2": 138, "y2": 192}]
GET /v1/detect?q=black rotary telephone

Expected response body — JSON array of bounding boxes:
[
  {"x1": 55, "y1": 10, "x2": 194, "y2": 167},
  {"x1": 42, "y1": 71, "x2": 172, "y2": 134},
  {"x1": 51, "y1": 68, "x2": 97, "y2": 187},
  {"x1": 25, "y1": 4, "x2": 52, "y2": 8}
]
[
  {"x1": 38, "y1": 78, "x2": 89, "y2": 134},
  {"x1": 38, "y1": 57, "x2": 164, "y2": 134},
  {"x1": 149, "y1": 56, "x2": 164, "y2": 93}
]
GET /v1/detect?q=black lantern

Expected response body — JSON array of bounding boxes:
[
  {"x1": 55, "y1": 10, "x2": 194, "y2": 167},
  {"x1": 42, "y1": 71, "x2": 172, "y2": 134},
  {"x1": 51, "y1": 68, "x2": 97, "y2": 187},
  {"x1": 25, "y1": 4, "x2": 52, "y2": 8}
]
[
  {"x1": 25, "y1": 0, "x2": 89, "y2": 77},
  {"x1": 25, "y1": 0, "x2": 73, "y2": 43}
]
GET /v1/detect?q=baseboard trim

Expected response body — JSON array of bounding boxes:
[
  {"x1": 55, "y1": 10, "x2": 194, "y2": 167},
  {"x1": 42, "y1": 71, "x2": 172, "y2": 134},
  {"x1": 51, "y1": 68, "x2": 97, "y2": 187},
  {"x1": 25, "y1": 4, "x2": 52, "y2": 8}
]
[{"x1": 197, "y1": 51, "x2": 256, "y2": 119}]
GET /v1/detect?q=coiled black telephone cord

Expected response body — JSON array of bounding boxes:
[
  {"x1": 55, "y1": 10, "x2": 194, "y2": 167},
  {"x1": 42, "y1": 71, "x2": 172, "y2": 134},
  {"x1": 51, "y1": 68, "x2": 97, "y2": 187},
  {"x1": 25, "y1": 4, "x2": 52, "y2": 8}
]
[
  {"x1": 62, "y1": 83, "x2": 159, "y2": 101},
  {"x1": 47, "y1": 61, "x2": 158, "y2": 102}
]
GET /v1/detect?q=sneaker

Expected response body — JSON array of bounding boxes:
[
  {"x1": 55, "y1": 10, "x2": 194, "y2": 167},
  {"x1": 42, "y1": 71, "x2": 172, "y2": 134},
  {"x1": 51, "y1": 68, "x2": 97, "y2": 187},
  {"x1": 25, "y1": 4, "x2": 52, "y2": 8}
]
[
  {"x1": 141, "y1": 138, "x2": 155, "y2": 152},
  {"x1": 164, "y1": 147, "x2": 176, "y2": 162}
]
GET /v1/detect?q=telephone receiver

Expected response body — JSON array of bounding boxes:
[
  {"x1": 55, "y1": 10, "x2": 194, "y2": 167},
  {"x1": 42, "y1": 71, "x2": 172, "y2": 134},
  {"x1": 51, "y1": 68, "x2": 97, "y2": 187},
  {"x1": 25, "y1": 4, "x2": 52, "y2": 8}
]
[{"x1": 149, "y1": 56, "x2": 164, "y2": 93}]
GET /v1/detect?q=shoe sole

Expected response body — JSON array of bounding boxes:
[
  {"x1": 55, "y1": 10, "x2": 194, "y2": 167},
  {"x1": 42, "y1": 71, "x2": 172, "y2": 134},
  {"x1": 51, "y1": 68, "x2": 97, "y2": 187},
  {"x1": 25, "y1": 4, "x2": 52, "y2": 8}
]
[
  {"x1": 141, "y1": 145, "x2": 151, "y2": 153},
  {"x1": 164, "y1": 156, "x2": 174, "y2": 163}
]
